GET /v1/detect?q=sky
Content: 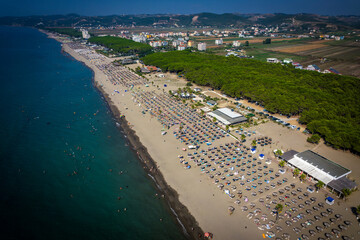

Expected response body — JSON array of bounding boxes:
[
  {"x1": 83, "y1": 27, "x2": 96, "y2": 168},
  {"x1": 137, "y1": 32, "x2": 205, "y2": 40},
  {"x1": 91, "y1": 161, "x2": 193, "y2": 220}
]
[{"x1": 0, "y1": 0, "x2": 359, "y2": 16}]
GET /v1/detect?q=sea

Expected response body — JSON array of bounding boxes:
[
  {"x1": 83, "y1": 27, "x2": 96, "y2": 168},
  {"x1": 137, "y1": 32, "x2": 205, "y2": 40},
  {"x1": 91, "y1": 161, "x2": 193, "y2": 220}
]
[{"x1": 0, "y1": 26, "x2": 187, "y2": 240}]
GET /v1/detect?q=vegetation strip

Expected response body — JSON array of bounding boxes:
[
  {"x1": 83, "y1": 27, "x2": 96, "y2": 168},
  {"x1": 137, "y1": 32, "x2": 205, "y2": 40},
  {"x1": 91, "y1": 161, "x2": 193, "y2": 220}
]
[{"x1": 142, "y1": 51, "x2": 360, "y2": 152}]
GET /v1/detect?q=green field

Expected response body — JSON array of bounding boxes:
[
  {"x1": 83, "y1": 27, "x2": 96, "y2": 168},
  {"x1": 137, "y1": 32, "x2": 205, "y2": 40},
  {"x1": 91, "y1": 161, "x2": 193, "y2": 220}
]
[
  {"x1": 88, "y1": 36, "x2": 152, "y2": 56},
  {"x1": 45, "y1": 28, "x2": 82, "y2": 38}
]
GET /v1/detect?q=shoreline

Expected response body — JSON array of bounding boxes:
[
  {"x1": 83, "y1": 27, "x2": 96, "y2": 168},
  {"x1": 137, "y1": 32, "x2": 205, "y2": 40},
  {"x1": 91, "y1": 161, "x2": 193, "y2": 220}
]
[
  {"x1": 42, "y1": 30, "x2": 360, "y2": 240},
  {"x1": 54, "y1": 35, "x2": 203, "y2": 239}
]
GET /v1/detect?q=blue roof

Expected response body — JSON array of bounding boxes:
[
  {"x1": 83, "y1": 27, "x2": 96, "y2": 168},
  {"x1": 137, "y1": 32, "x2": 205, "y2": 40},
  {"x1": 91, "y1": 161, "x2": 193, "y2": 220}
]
[{"x1": 326, "y1": 196, "x2": 334, "y2": 202}]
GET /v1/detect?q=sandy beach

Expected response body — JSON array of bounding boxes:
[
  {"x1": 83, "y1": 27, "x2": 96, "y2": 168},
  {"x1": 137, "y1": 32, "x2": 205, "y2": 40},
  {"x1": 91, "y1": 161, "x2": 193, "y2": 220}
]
[{"x1": 47, "y1": 32, "x2": 360, "y2": 240}]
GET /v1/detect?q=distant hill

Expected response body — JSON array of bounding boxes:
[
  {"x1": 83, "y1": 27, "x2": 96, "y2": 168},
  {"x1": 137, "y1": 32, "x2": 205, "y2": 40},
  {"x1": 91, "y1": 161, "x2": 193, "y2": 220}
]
[{"x1": 0, "y1": 13, "x2": 359, "y2": 30}]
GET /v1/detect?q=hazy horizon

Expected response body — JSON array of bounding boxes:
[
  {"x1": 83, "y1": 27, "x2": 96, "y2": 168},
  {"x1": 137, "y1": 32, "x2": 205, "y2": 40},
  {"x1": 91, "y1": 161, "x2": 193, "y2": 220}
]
[{"x1": 1, "y1": 0, "x2": 359, "y2": 17}]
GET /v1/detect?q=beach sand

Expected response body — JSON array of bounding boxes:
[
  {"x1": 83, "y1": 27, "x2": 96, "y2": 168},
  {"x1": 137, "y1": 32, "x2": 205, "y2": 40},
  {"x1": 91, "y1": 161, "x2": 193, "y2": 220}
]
[{"x1": 49, "y1": 32, "x2": 360, "y2": 240}]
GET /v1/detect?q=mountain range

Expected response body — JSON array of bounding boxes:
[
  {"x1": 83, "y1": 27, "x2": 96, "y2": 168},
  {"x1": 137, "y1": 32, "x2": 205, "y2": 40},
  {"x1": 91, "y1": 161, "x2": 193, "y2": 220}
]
[{"x1": 1, "y1": 13, "x2": 359, "y2": 30}]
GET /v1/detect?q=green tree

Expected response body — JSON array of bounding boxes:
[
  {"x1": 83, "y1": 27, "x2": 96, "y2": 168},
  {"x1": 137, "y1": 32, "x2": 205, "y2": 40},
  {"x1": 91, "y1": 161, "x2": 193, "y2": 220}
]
[
  {"x1": 251, "y1": 140, "x2": 257, "y2": 147},
  {"x1": 342, "y1": 188, "x2": 352, "y2": 200},
  {"x1": 225, "y1": 125, "x2": 230, "y2": 132},
  {"x1": 275, "y1": 149, "x2": 283, "y2": 157},
  {"x1": 186, "y1": 82, "x2": 193, "y2": 86},
  {"x1": 300, "y1": 173, "x2": 306, "y2": 182},
  {"x1": 307, "y1": 134, "x2": 321, "y2": 144},
  {"x1": 356, "y1": 205, "x2": 360, "y2": 215},
  {"x1": 245, "y1": 41, "x2": 249, "y2": 46},
  {"x1": 275, "y1": 203, "x2": 283, "y2": 213},
  {"x1": 315, "y1": 181, "x2": 325, "y2": 191},
  {"x1": 213, "y1": 117, "x2": 217, "y2": 123},
  {"x1": 279, "y1": 160, "x2": 286, "y2": 168},
  {"x1": 263, "y1": 38, "x2": 271, "y2": 44},
  {"x1": 241, "y1": 134, "x2": 246, "y2": 142},
  {"x1": 293, "y1": 168, "x2": 300, "y2": 177}
]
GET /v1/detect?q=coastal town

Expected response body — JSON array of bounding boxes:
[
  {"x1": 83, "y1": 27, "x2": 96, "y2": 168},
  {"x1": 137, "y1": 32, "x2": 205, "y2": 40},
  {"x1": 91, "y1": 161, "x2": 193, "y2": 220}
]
[
  {"x1": 77, "y1": 27, "x2": 349, "y2": 75},
  {"x1": 47, "y1": 29, "x2": 360, "y2": 240}
]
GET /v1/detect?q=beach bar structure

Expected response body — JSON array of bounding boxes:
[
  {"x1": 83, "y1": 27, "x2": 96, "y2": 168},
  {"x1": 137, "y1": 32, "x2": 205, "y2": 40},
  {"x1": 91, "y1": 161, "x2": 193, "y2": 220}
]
[
  {"x1": 207, "y1": 108, "x2": 247, "y2": 126},
  {"x1": 282, "y1": 150, "x2": 356, "y2": 195}
]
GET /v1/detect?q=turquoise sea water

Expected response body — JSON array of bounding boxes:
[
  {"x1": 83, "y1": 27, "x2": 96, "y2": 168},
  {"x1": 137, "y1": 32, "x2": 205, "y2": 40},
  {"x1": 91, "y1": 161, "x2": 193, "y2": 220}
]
[{"x1": 0, "y1": 26, "x2": 186, "y2": 240}]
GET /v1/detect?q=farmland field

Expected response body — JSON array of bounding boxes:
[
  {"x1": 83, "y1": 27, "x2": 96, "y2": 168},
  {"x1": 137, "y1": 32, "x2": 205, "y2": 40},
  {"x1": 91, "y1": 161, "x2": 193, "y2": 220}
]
[{"x1": 248, "y1": 39, "x2": 360, "y2": 78}]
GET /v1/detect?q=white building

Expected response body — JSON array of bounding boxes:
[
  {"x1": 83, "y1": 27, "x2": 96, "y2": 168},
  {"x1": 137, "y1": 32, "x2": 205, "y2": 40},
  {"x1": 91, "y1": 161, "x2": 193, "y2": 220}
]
[
  {"x1": 198, "y1": 42, "x2": 207, "y2": 51},
  {"x1": 132, "y1": 35, "x2": 146, "y2": 43},
  {"x1": 266, "y1": 58, "x2": 280, "y2": 63},
  {"x1": 207, "y1": 108, "x2": 247, "y2": 126},
  {"x1": 149, "y1": 41, "x2": 162, "y2": 47},
  {"x1": 81, "y1": 29, "x2": 90, "y2": 39},
  {"x1": 177, "y1": 45, "x2": 186, "y2": 51},
  {"x1": 283, "y1": 58, "x2": 293, "y2": 64},
  {"x1": 215, "y1": 38, "x2": 223, "y2": 45},
  {"x1": 232, "y1": 41, "x2": 241, "y2": 47}
]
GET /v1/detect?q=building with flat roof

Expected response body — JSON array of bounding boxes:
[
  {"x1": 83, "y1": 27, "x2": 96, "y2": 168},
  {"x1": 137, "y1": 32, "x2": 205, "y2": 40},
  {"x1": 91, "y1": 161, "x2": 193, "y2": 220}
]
[
  {"x1": 283, "y1": 150, "x2": 356, "y2": 194},
  {"x1": 207, "y1": 108, "x2": 247, "y2": 126},
  {"x1": 198, "y1": 42, "x2": 206, "y2": 51}
]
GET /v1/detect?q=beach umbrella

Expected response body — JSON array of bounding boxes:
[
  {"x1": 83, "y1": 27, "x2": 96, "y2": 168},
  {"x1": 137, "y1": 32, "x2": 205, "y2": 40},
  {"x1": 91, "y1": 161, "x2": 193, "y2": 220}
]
[
  {"x1": 285, "y1": 186, "x2": 290, "y2": 191},
  {"x1": 313, "y1": 206, "x2": 319, "y2": 211},
  {"x1": 275, "y1": 225, "x2": 282, "y2": 232},
  {"x1": 324, "y1": 232, "x2": 333, "y2": 239},
  {"x1": 338, "y1": 224, "x2": 347, "y2": 231},
  {"x1": 321, "y1": 212, "x2": 328, "y2": 217},
  {"x1": 331, "y1": 228, "x2": 340, "y2": 235},
  {"x1": 293, "y1": 227, "x2": 301, "y2": 234},
  {"x1": 318, "y1": 202, "x2": 324, "y2": 208},
  {"x1": 314, "y1": 215, "x2": 321, "y2": 221},
  {"x1": 334, "y1": 214, "x2": 342, "y2": 219},
  {"x1": 316, "y1": 225, "x2": 324, "y2": 232},
  {"x1": 228, "y1": 206, "x2": 235, "y2": 215},
  {"x1": 309, "y1": 230, "x2": 316, "y2": 236},
  {"x1": 242, "y1": 206, "x2": 248, "y2": 211},
  {"x1": 298, "y1": 195, "x2": 304, "y2": 200},
  {"x1": 285, "y1": 220, "x2": 292, "y2": 226},
  {"x1": 301, "y1": 222, "x2": 307, "y2": 229},
  {"x1": 310, "y1": 197, "x2": 316, "y2": 202},
  {"x1": 326, "y1": 208, "x2": 333, "y2": 214},
  {"x1": 323, "y1": 222, "x2": 330, "y2": 228},
  {"x1": 282, "y1": 233, "x2": 290, "y2": 239},
  {"x1": 344, "y1": 220, "x2": 351, "y2": 225},
  {"x1": 329, "y1": 218, "x2": 336, "y2": 223},
  {"x1": 301, "y1": 234, "x2": 309, "y2": 240}
]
